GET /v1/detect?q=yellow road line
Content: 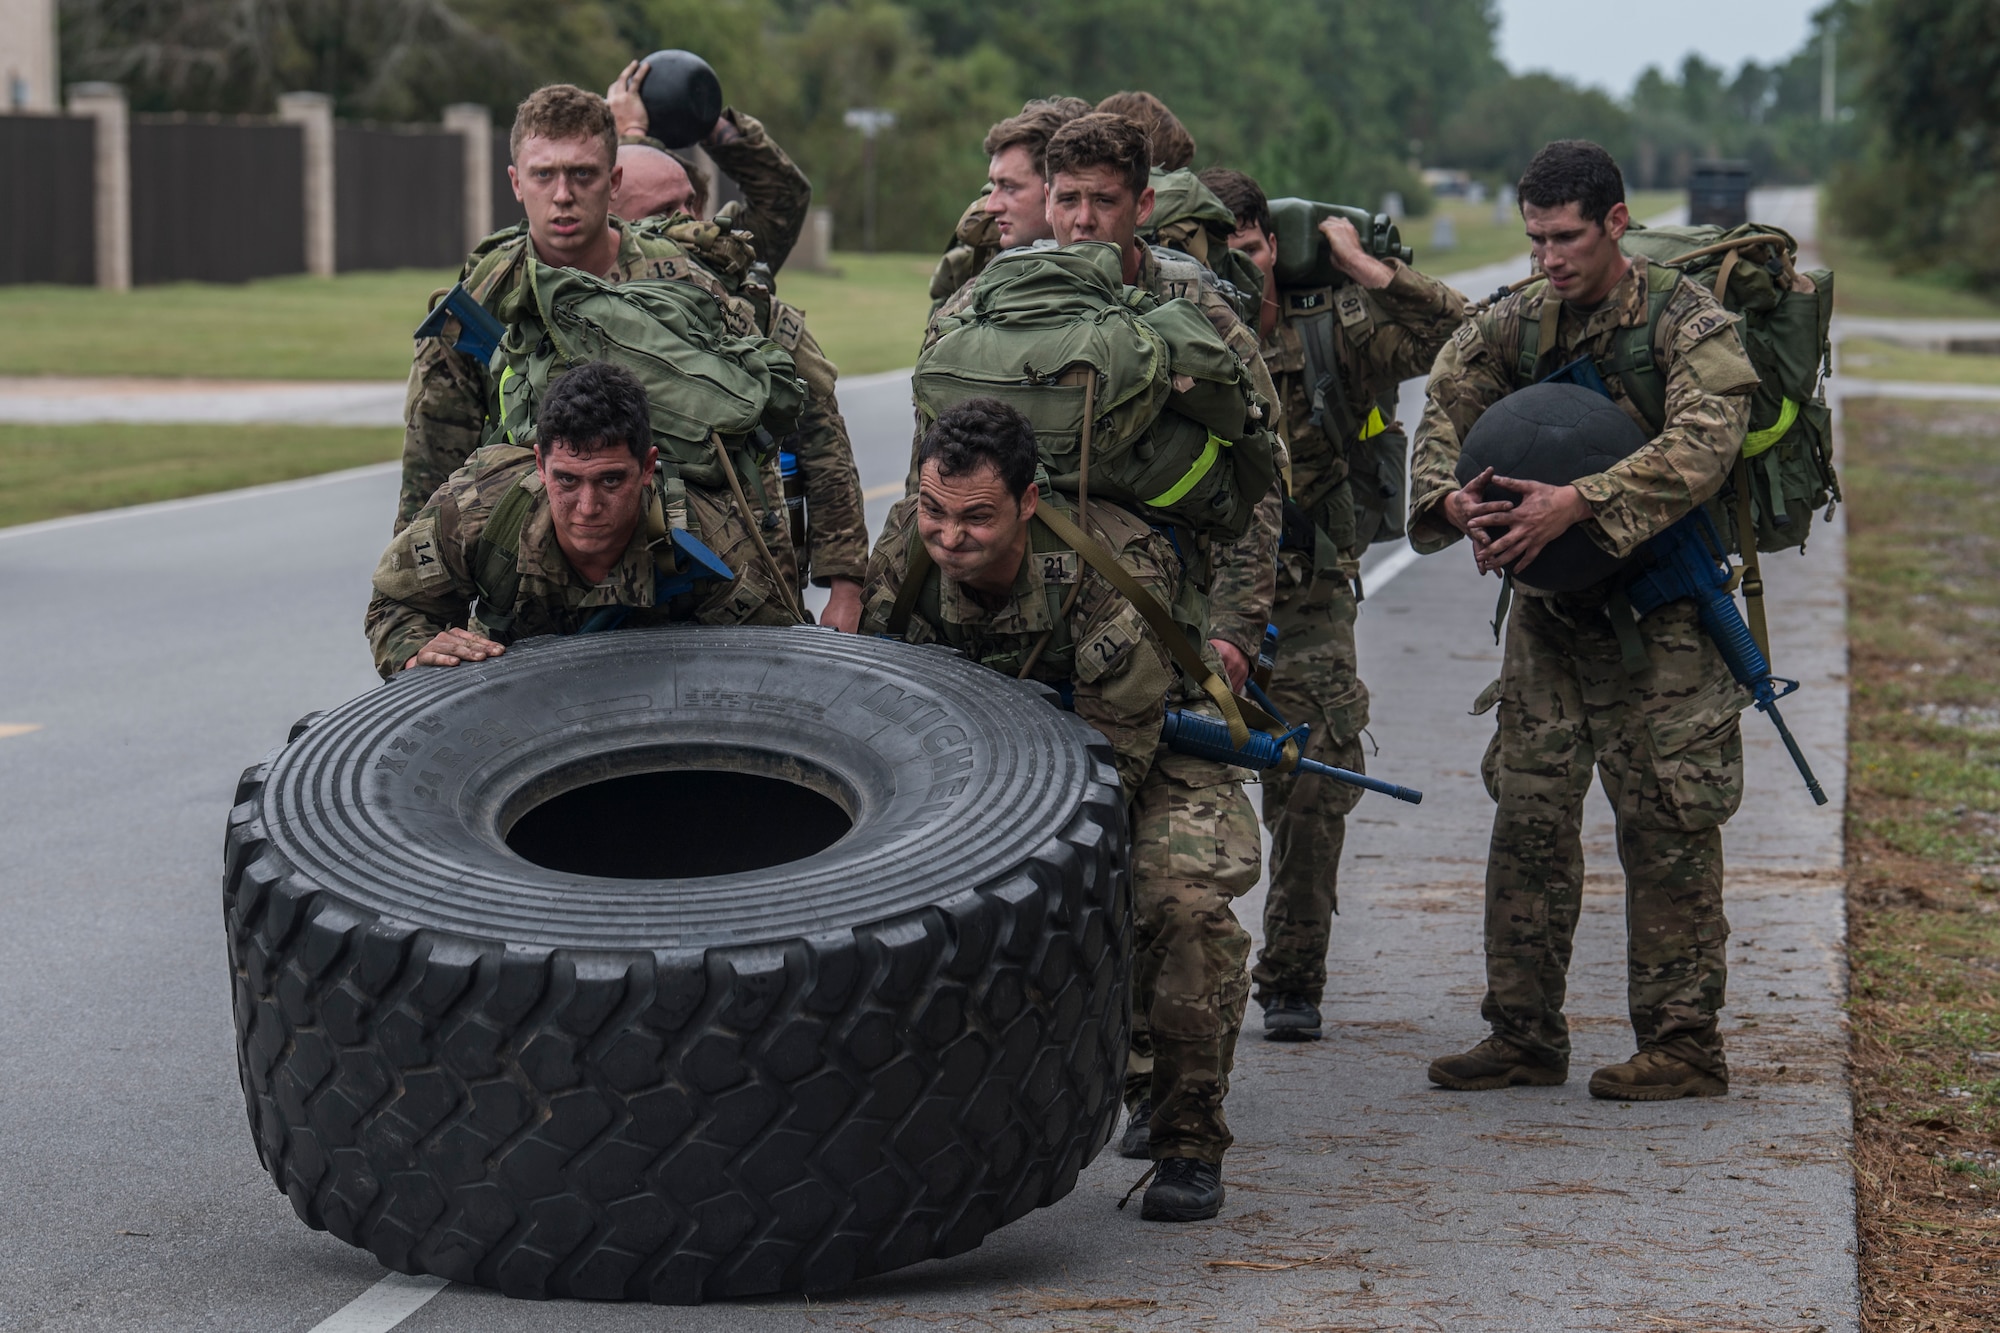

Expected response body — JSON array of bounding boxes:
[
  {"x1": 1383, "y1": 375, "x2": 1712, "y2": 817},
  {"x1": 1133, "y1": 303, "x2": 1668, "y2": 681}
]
[
  {"x1": 0, "y1": 724, "x2": 42, "y2": 739},
  {"x1": 863, "y1": 482, "x2": 904, "y2": 501}
]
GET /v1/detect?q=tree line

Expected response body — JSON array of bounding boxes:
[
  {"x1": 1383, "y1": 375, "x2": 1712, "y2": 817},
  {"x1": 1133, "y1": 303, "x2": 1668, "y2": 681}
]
[{"x1": 61, "y1": 0, "x2": 1989, "y2": 290}]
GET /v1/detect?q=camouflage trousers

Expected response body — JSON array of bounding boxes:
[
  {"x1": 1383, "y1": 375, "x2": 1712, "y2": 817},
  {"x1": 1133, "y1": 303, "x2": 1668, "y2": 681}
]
[
  {"x1": 1479, "y1": 589, "x2": 1747, "y2": 1078},
  {"x1": 1252, "y1": 556, "x2": 1371, "y2": 1005},
  {"x1": 1125, "y1": 749, "x2": 1260, "y2": 1163}
]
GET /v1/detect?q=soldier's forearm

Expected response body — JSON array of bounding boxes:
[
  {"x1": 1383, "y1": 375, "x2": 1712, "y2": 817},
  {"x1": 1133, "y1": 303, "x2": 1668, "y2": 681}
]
[
  {"x1": 1572, "y1": 396, "x2": 1748, "y2": 557},
  {"x1": 705, "y1": 108, "x2": 810, "y2": 271},
  {"x1": 365, "y1": 600, "x2": 451, "y2": 680},
  {"x1": 1207, "y1": 486, "x2": 1281, "y2": 660}
]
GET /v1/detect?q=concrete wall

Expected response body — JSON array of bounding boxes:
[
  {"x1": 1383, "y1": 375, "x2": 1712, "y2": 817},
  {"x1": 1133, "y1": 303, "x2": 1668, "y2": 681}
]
[{"x1": 0, "y1": 0, "x2": 59, "y2": 111}]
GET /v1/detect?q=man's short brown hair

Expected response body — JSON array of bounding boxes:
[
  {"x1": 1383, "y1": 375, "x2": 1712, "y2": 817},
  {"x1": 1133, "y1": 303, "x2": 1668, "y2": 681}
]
[
  {"x1": 1096, "y1": 91, "x2": 1195, "y2": 171},
  {"x1": 1044, "y1": 112, "x2": 1151, "y2": 197},
  {"x1": 982, "y1": 97, "x2": 1091, "y2": 177},
  {"x1": 509, "y1": 84, "x2": 617, "y2": 166},
  {"x1": 1199, "y1": 167, "x2": 1270, "y2": 236}
]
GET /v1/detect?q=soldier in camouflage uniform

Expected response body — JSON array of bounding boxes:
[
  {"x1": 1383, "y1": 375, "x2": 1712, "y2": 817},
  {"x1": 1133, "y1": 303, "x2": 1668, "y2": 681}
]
[
  {"x1": 926, "y1": 98, "x2": 1091, "y2": 311},
  {"x1": 1409, "y1": 140, "x2": 1761, "y2": 1101},
  {"x1": 1202, "y1": 167, "x2": 1469, "y2": 1040},
  {"x1": 369, "y1": 362, "x2": 797, "y2": 676},
  {"x1": 862, "y1": 397, "x2": 1255, "y2": 1223},
  {"x1": 925, "y1": 113, "x2": 1289, "y2": 693},
  {"x1": 605, "y1": 138, "x2": 869, "y2": 631}
]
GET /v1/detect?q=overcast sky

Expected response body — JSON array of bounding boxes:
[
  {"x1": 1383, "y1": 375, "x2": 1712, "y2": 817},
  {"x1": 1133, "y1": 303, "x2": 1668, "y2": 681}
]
[{"x1": 1495, "y1": 0, "x2": 1823, "y2": 96}]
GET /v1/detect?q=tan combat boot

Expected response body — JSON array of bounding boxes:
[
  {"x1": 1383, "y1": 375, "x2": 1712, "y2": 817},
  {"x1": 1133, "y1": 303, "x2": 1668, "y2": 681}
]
[
  {"x1": 1588, "y1": 1049, "x2": 1727, "y2": 1101},
  {"x1": 1426, "y1": 1035, "x2": 1568, "y2": 1090}
]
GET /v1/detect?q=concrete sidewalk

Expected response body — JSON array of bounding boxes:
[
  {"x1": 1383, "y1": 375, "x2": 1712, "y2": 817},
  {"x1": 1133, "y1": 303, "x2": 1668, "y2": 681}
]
[{"x1": 0, "y1": 375, "x2": 406, "y2": 426}]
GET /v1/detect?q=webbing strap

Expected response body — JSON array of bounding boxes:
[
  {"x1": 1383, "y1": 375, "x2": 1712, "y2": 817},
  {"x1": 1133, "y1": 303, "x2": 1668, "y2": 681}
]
[
  {"x1": 1033, "y1": 503, "x2": 1271, "y2": 748},
  {"x1": 471, "y1": 476, "x2": 535, "y2": 632},
  {"x1": 1359, "y1": 406, "x2": 1388, "y2": 440},
  {"x1": 884, "y1": 531, "x2": 932, "y2": 638},
  {"x1": 1732, "y1": 457, "x2": 1771, "y2": 663},
  {"x1": 1489, "y1": 571, "x2": 1513, "y2": 645},
  {"x1": 1605, "y1": 589, "x2": 1651, "y2": 678}
]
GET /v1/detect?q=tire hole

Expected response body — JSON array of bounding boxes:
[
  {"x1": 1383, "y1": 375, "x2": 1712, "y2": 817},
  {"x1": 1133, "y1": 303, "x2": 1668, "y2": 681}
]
[{"x1": 506, "y1": 770, "x2": 852, "y2": 879}]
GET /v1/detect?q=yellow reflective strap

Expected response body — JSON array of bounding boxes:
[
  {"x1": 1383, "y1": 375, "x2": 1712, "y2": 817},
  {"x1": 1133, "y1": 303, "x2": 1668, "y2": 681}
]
[
  {"x1": 1742, "y1": 396, "x2": 1797, "y2": 459},
  {"x1": 1145, "y1": 432, "x2": 1229, "y2": 508},
  {"x1": 1359, "y1": 406, "x2": 1387, "y2": 440},
  {"x1": 498, "y1": 365, "x2": 517, "y2": 444}
]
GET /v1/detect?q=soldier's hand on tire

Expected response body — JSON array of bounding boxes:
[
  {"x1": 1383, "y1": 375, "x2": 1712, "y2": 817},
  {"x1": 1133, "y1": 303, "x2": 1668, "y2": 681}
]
[
  {"x1": 1472, "y1": 477, "x2": 1590, "y2": 577},
  {"x1": 406, "y1": 627, "x2": 507, "y2": 670},
  {"x1": 1444, "y1": 466, "x2": 1513, "y2": 562},
  {"x1": 607, "y1": 60, "x2": 650, "y2": 139},
  {"x1": 820, "y1": 577, "x2": 864, "y2": 634}
]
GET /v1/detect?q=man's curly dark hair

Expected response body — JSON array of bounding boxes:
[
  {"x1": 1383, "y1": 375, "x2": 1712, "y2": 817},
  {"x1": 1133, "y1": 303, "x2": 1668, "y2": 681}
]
[
  {"x1": 1198, "y1": 167, "x2": 1270, "y2": 237},
  {"x1": 920, "y1": 398, "x2": 1038, "y2": 499},
  {"x1": 1045, "y1": 112, "x2": 1151, "y2": 197},
  {"x1": 1518, "y1": 139, "x2": 1626, "y2": 227},
  {"x1": 538, "y1": 360, "x2": 653, "y2": 461}
]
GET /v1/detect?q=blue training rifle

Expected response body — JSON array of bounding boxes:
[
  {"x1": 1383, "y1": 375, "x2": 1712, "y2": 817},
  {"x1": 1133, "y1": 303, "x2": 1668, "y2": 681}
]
[
  {"x1": 1624, "y1": 508, "x2": 1828, "y2": 806},
  {"x1": 414, "y1": 283, "x2": 508, "y2": 367},
  {"x1": 1161, "y1": 709, "x2": 1423, "y2": 804}
]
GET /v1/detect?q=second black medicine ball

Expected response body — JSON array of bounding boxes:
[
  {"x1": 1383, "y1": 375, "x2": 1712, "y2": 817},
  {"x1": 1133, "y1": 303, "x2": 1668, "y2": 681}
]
[
  {"x1": 1454, "y1": 382, "x2": 1649, "y2": 593},
  {"x1": 639, "y1": 49, "x2": 724, "y2": 148}
]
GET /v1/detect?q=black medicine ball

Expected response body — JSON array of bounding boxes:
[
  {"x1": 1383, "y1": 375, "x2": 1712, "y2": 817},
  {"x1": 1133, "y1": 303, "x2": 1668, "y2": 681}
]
[
  {"x1": 1454, "y1": 382, "x2": 1648, "y2": 592},
  {"x1": 638, "y1": 49, "x2": 724, "y2": 149}
]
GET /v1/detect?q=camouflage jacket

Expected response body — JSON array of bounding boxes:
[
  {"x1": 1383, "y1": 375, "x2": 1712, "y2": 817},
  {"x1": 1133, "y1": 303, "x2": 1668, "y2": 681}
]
[
  {"x1": 396, "y1": 217, "x2": 763, "y2": 530},
  {"x1": 860, "y1": 492, "x2": 1181, "y2": 797},
  {"x1": 1262, "y1": 261, "x2": 1466, "y2": 554},
  {"x1": 706, "y1": 108, "x2": 814, "y2": 275},
  {"x1": 622, "y1": 107, "x2": 813, "y2": 275},
  {"x1": 367, "y1": 444, "x2": 798, "y2": 678},
  {"x1": 1410, "y1": 256, "x2": 1759, "y2": 570},
  {"x1": 927, "y1": 192, "x2": 1000, "y2": 310}
]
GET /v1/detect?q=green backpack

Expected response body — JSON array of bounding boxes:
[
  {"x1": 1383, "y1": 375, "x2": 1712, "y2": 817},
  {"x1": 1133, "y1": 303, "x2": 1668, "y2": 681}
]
[
  {"x1": 913, "y1": 241, "x2": 1278, "y2": 541},
  {"x1": 1144, "y1": 168, "x2": 1267, "y2": 327},
  {"x1": 487, "y1": 259, "x2": 806, "y2": 492},
  {"x1": 1614, "y1": 223, "x2": 1839, "y2": 556}
]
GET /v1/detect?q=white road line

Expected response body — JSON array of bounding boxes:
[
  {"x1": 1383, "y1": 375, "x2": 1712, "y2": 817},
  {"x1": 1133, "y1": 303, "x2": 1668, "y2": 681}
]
[
  {"x1": 1361, "y1": 542, "x2": 1425, "y2": 594},
  {"x1": 305, "y1": 1273, "x2": 449, "y2": 1333},
  {"x1": 0, "y1": 462, "x2": 397, "y2": 543}
]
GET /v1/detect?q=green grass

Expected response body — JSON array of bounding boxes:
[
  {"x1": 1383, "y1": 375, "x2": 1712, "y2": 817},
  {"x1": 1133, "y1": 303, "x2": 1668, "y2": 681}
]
[
  {"x1": 1840, "y1": 337, "x2": 2000, "y2": 386},
  {"x1": 0, "y1": 270, "x2": 452, "y2": 381},
  {"x1": 1845, "y1": 396, "x2": 2000, "y2": 1328},
  {"x1": 0, "y1": 253, "x2": 939, "y2": 382},
  {"x1": 0, "y1": 423, "x2": 400, "y2": 527},
  {"x1": 1409, "y1": 190, "x2": 1683, "y2": 278},
  {"x1": 773, "y1": 251, "x2": 937, "y2": 375},
  {"x1": 1823, "y1": 227, "x2": 2000, "y2": 320}
]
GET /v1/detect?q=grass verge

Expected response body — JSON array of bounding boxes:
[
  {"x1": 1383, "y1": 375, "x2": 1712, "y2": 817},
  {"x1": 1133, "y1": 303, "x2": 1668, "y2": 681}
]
[
  {"x1": 1824, "y1": 229, "x2": 2000, "y2": 321},
  {"x1": 1844, "y1": 396, "x2": 2000, "y2": 1332},
  {"x1": 0, "y1": 252, "x2": 939, "y2": 384},
  {"x1": 0, "y1": 271, "x2": 451, "y2": 381},
  {"x1": 0, "y1": 423, "x2": 400, "y2": 528},
  {"x1": 1840, "y1": 339, "x2": 2000, "y2": 386}
]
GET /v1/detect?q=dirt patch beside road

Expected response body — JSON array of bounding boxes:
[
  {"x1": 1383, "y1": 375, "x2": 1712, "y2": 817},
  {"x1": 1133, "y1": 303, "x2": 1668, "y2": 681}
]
[{"x1": 1843, "y1": 397, "x2": 2000, "y2": 1331}]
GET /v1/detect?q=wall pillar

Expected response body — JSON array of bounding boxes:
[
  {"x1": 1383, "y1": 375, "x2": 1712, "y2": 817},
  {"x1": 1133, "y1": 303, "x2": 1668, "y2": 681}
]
[
  {"x1": 66, "y1": 82, "x2": 129, "y2": 291},
  {"x1": 277, "y1": 92, "x2": 335, "y2": 277},
  {"x1": 442, "y1": 103, "x2": 492, "y2": 252}
]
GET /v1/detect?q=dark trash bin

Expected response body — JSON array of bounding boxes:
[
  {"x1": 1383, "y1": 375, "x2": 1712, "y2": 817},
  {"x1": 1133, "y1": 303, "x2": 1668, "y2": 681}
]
[{"x1": 1688, "y1": 159, "x2": 1753, "y2": 228}]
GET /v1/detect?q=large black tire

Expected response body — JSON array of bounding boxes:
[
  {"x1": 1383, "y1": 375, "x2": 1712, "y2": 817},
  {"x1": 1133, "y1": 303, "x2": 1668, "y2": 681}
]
[{"x1": 224, "y1": 627, "x2": 1130, "y2": 1303}]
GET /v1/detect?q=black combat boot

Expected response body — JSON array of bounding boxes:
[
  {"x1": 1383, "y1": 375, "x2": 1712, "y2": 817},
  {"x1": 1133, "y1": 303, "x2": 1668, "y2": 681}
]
[
  {"x1": 1117, "y1": 1099, "x2": 1153, "y2": 1159},
  {"x1": 1261, "y1": 994, "x2": 1322, "y2": 1040},
  {"x1": 1426, "y1": 1035, "x2": 1567, "y2": 1090},
  {"x1": 1141, "y1": 1157, "x2": 1224, "y2": 1222}
]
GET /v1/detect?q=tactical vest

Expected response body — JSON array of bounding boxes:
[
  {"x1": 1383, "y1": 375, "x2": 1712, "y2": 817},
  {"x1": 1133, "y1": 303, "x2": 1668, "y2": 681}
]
[
  {"x1": 1278, "y1": 285, "x2": 1405, "y2": 557},
  {"x1": 885, "y1": 507, "x2": 1085, "y2": 681},
  {"x1": 467, "y1": 447, "x2": 705, "y2": 636}
]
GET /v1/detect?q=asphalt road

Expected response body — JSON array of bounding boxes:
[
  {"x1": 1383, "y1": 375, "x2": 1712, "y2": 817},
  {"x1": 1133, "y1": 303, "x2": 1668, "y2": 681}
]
[{"x1": 0, "y1": 227, "x2": 1856, "y2": 1330}]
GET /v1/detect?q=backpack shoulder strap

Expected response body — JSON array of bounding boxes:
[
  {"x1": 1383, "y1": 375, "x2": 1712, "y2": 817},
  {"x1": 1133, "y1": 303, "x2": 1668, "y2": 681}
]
[
  {"x1": 471, "y1": 475, "x2": 536, "y2": 634},
  {"x1": 1604, "y1": 260, "x2": 1677, "y2": 434},
  {"x1": 1031, "y1": 503, "x2": 1277, "y2": 749},
  {"x1": 1288, "y1": 295, "x2": 1357, "y2": 445},
  {"x1": 884, "y1": 527, "x2": 935, "y2": 639},
  {"x1": 1508, "y1": 278, "x2": 1555, "y2": 385}
]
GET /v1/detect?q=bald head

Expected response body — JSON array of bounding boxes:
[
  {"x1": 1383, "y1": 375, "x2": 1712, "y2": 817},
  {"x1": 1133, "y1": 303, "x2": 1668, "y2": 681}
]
[{"x1": 610, "y1": 144, "x2": 701, "y2": 221}]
